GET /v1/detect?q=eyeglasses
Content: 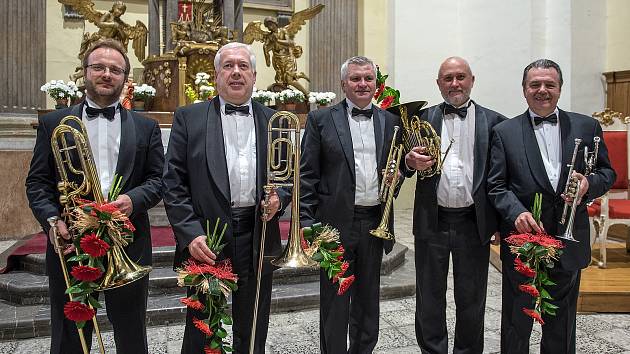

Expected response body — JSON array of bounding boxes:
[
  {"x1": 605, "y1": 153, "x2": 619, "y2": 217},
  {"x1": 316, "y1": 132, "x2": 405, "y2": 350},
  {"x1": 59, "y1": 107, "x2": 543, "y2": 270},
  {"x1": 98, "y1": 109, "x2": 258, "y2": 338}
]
[{"x1": 85, "y1": 64, "x2": 126, "y2": 76}]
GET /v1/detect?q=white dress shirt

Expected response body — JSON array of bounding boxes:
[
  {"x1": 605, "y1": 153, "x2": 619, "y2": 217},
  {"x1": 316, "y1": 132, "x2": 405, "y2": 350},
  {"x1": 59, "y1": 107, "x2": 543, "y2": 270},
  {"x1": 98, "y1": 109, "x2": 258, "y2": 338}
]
[
  {"x1": 437, "y1": 100, "x2": 475, "y2": 208},
  {"x1": 82, "y1": 97, "x2": 121, "y2": 199},
  {"x1": 220, "y1": 97, "x2": 257, "y2": 207},
  {"x1": 346, "y1": 99, "x2": 380, "y2": 206},
  {"x1": 530, "y1": 108, "x2": 561, "y2": 191}
]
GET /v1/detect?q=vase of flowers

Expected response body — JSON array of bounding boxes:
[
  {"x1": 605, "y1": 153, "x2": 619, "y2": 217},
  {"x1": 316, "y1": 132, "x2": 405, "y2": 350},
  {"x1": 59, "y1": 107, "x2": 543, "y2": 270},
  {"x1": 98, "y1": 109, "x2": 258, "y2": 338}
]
[
  {"x1": 185, "y1": 72, "x2": 215, "y2": 104},
  {"x1": 277, "y1": 89, "x2": 305, "y2": 111},
  {"x1": 132, "y1": 84, "x2": 156, "y2": 111},
  {"x1": 252, "y1": 88, "x2": 277, "y2": 106},
  {"x1": 40, "y1": 80, "x2": 83, "y2": 109},
  {"x1": 309, "y1": 91, "x2": 336, "y2": 109}
]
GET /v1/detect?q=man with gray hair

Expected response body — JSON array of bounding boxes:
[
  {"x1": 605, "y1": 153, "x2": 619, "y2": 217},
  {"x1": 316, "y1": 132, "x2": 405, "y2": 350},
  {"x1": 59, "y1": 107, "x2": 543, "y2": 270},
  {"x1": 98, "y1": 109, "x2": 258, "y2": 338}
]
[
  {"x1": 163, "y1": 42, "x2": 290, "y2": 353},
  {"x1": 300, "y1": 55, "x2": 402, "y2": 353}
]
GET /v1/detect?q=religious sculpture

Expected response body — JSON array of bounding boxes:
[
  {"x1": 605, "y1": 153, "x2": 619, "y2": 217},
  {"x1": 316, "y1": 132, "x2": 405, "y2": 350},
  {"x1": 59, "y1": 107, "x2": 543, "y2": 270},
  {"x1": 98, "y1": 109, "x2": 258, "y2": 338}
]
[
  {"x1": 243, "y1": 4, "x2": 325, "y2": 97},
  {"x1": 58, "y1": 0, "x2": 148, "y2": 82}
]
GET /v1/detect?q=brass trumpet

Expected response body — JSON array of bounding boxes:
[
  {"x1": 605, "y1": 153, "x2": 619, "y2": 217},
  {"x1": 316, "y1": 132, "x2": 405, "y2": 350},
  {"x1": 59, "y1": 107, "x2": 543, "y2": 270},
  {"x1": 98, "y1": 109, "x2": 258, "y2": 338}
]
[
  {"x1": 370, "y1": 126, "x2": 403, "y2": 241},
  {"x1": 250, "y1": 111, "x2": 317, "y2": 354},
  {"x1": 388, "y1": 101, "x2": 454, "y2": 179},
  {"x1": 558, "y1": 138, "x2": 582, "y2": 242},
  {"x1": 51, "y1": 115, "x2": 152, "y2": 353}
]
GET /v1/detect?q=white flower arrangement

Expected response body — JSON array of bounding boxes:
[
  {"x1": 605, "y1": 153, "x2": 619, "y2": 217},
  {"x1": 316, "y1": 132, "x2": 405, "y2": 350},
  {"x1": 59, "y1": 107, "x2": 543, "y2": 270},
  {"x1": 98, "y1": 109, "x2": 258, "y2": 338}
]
[
  {"x1": 276, "y1": 89, "x2": 305, "y2": 104},
  {"x1": 252, "y1": 87, "x2": 277, "y2": 105},
  {"x1": 186, "y1": 72, "x2": 215, "y2": 103},
  {"x1": 40, "y1": 80, "x2": 83, "y2": 100},
  {"x1": 132, "y1": 84, "x2": 156, "y2": 101},
  {"x1": 308, "y1": 91, "x2": 336, "y2": 105}
]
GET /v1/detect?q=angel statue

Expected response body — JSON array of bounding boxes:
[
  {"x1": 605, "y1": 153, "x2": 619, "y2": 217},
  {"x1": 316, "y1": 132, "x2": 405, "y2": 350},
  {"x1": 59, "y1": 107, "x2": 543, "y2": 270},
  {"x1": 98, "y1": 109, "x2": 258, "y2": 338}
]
[
  {"x1": 243, "y1": 4, "x2": 324, "y2": 97},
  {"x1": 59, "y1": 0, "x2": 148, "y2": 81}
]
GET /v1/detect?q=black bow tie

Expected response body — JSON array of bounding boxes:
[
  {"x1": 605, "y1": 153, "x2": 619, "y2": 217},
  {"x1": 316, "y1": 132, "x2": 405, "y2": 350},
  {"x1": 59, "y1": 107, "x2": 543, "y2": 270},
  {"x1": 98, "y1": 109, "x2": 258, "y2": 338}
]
[
  {"x1": 351, "y1": 107, "x2": 372, "y2": 118},
  {"x1": 225, "y1": 104, "x2": 250, "y2": 116},
  {"x1": 443, "y1": 104, "x2": 468, "y2": 118},
  {"x1": 86, "y1": 105, "x2": 116, "y2": 121},
  {"x1": 534, "y1": 113, "x2": 558, "y2": 126}
]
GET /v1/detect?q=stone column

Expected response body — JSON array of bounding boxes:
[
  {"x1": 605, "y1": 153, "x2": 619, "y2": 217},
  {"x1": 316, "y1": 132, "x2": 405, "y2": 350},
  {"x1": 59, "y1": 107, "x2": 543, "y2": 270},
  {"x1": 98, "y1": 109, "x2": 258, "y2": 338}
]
[
  {"x1": 164, "y1": 0, "x2": 179, "y2": 52},
  {"x1": 308, "y1": 0, "x2": 358, "y2": 103},
  {"x1": 148, "y1": 0, "x2": 160, "y2": 56}
]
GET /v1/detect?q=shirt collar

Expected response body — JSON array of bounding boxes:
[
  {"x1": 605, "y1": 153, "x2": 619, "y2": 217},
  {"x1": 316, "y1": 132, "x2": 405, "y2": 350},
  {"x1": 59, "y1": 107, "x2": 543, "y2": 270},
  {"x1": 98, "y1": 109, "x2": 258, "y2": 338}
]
[
  {"x1": 528, "y1": 107, "x2": 559, "y2": 119},
  {"x1": 219, "y1": 96, "x2": 253, "y2": 115},
  {"x1": 345, "y1": 98, "x2": 373, "y2": 111},
  {"x1": 84, "y1": 96, "x2": 120, "y2": 110}
]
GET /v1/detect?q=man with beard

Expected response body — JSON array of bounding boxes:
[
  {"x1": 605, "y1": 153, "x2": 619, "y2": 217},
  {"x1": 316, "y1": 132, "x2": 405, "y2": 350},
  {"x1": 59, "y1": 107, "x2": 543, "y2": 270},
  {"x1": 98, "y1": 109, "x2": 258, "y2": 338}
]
[
  {"x1": 163, "y1": 42, "x2": 289, "y2": 353},
  {"x1": 404, "y1": 56, "x2": 506, "y2": 354},
  {"x1": 487, "y1": 59, "x2": 615, "y2": 353},
  {"x1": 300, "y1": 56, "x2": 402, "y2": 353},
  {"x1": 26, "y1": 38, "x2": 164, "y2": 354}
]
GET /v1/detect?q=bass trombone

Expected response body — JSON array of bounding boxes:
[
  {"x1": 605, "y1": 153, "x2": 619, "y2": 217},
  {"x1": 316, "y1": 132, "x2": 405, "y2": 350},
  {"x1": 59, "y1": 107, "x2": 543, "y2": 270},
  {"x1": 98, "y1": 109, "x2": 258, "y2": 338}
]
[
  {"x1": 51, "y1": 115, "x2": 152, "y2": 353},
  {"x1": 250, "y1": 111, "x2": 317, "y2": 354}
]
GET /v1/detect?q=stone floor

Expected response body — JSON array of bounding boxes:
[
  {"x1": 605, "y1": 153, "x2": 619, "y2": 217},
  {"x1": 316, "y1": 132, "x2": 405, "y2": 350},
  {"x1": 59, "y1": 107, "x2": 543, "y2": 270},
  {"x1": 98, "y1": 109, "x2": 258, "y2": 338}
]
[{"x1": 2, "y1": 210, "x2": 630, "y2": 353}]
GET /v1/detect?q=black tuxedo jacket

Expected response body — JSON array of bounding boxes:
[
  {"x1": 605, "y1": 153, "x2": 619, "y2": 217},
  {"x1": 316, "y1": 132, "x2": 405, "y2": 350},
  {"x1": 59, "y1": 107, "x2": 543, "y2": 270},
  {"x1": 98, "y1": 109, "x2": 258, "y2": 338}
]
[
  {"x1": 487, "y1": 109, "x2": 616, "y2": 270},
  {"x1": 163, "y1": 98, "x2": 290, "y2": 272},
  {"x1": 299, "y1": 100, "x2": 402, "y2": 254},
  {"x1": 409, "y1": 102, "x2": 507, "y2": 244},
  {"x1": 26, "y1": 104, "x2": 164, "y2": 266}
]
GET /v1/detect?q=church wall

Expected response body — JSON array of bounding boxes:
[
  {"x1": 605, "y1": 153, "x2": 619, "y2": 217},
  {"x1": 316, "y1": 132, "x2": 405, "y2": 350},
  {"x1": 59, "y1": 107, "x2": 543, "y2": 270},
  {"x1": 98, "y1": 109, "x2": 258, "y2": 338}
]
[
  {"x1": 607, "y1": 0, "x2": 630, "y2": 72},
  {"x1": 358, "y1": 0, "x2": 389, "y2": 76}
]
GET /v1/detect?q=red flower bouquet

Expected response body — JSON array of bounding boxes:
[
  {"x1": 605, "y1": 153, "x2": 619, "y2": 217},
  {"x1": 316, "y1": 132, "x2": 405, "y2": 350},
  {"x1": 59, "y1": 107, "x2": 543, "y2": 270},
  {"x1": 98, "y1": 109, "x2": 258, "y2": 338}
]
[
  {"x1": 177, "y1": 219, "x2": 238, "y2": 354},
  {"x1": 505, "y1": 193, "x2": 564, "y2": 325},
  {"x1": 61, "y1": 175, "x2": 137, "y2": 328},
  {"x1": 374, "y1": 66, "x2": 400, "y2": 109},
  {"x1": 302, "y1": 223, "x2": 355, "y2": 295}
]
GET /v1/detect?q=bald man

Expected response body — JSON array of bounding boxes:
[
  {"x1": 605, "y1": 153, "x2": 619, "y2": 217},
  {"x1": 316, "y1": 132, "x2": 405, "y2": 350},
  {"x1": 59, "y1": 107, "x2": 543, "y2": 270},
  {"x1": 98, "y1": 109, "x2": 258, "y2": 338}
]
[{"x1": 405, "y1": 57, "x2": 506, "y2": 353}]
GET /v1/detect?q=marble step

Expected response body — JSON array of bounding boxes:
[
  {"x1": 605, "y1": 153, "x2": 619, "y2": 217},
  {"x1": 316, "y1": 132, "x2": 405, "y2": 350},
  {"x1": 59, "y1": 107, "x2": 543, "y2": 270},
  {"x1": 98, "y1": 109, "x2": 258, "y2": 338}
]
[
  {"x1": 0, "y1": 244, "x2": 407, "y2": 306},
  {"x1": 0, "y1": 251, "x2": 416, "y2": 340}
]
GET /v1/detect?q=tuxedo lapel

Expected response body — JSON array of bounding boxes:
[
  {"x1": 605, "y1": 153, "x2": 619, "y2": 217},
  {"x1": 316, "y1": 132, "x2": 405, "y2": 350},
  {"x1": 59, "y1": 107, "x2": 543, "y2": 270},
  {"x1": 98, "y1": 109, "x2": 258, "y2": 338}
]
[
  {"x1": 115, "y1": 108, "x2": 136, "y2": 190},
  {"x1": 331, "y1": 102, "x2": 355, "y2": 178},
  {"x1": 373, "y1": 107, "x2": 385, "y2": 169},
  {"x1": 556, "y1": 109, "x2": 577, "y2": 194},
  {"x1": 252, "y1": 102, "x2": 268, "y2": 203},
  {"x1": 521, "y1": 112, "x2": 555, "y2": 194},
  {"x1": 472, "y1": 105, "x2": 489, "y2": 194},
  {"x1": 205, "y1": 99, "x2": 230, "y2": 204}
]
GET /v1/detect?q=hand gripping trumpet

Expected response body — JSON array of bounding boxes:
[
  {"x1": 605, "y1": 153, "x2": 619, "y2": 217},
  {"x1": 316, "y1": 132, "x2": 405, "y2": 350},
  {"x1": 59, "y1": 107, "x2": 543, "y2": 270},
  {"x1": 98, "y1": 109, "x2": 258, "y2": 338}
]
[
  {"x1": 370, "y1": 126, "x2": 403, "y2": 240},
  {"x1": 250, "y1": 111, "x2": 317, "y2": 354},
  {"x1": 558, "y1": 138, "x2": 582, "y2": 242}
]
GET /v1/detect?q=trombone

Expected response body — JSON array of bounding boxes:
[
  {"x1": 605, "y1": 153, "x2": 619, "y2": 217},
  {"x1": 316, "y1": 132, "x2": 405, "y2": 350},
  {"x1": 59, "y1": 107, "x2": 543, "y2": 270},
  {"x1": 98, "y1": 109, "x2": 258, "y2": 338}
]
[
  {"x1": 370, "y1": 126, "x2": 403, "y2": 241},
  {"x1": 51, "y1": 115, "x2": 152, "y2": 353},
  {"x1": 250, "y1": 111, "x2": 317, "y2": 354}
]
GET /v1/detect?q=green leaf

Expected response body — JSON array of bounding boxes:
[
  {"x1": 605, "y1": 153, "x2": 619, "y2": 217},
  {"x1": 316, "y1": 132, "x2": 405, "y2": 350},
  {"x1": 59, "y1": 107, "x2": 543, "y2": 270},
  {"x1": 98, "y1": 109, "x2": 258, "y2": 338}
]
[
  {"x1": 216, "y1": 327, "x2": 228, "y2": 338},
  {"x1": 210, "y1": 339, "x2": 221, "y2": 349},
  {"x1": 312, "y1": 253, "x2": 323, "y2": 262},
  {"x1": 65, "y1": 285, "x2": 84, "y2": 294},
  {"x1": 540, "y1": 288, "x2": 552, "y2": 299},
  {"x1": 67, "y1": 254, "x2": 89, "y2": 262},
  {"x1": 76, "y1": 321, "x2": 86, "y2": 329},
  {"x1": 542, "y1": 279, "x2": 556, "y2": 286},
  {"x1": 88, "y1": 296, "x2": 102, "y2": 309}
]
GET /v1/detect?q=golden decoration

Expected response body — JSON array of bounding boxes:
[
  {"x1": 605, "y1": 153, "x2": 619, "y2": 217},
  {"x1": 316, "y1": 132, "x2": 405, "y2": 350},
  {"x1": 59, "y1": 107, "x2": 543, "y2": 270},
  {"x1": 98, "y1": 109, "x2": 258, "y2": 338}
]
[
  {"x1": 592, "y1": 107, "x2": 630, "y2": 127},
  {"x1": 243, "y1": 4, "x2": 325, "y2": 97}
]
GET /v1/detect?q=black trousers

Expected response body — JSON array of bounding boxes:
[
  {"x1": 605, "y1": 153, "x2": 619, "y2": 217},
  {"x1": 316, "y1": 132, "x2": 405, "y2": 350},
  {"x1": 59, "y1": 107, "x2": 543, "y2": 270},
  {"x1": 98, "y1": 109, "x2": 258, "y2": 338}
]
[
  {"x1": 500, "y1": 245, "x2": 580, "y2": 354},
  {"x1": 182, "y1": 207, "x2": 273, "y2": 354},
  {"x1": 46, "y1": 244, "x2": 150, "y2": 354},
  {"x1": 320, "y1": 206, "x2": 383, "y2": 354},
  {"x1": 415, "y1": 206, "x2": 490, "y2": 354}
]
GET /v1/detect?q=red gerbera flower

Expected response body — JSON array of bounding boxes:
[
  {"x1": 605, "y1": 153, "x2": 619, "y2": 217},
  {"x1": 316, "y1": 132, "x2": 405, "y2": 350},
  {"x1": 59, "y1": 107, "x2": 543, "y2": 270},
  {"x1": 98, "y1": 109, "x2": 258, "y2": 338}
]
[
  {"x1": 535, "y1": 235, "x2": 564, "y2": 249},
  {"x1": 332, "y1": 261, "x2": 350, "y2": 283},
  {"x1": 337, "y1": 274, "x2": 355, "y2": 295},
  {"x1": 519, "y1": 284, "x2": 540, "y2": 297},
  {"x1": 70, "y1": 265, "x2": 103, "y2": 282},
  {"x1": 381, "y1": 96, "x2": 394, "y2": 109},
  {"x1": 123, "y1": 219, "x2": 136, "y2": 232},
  {"x1": 505, "y1": 233, "x2": 536, "y2": 247},
  {"x1": 193, "y1": 317, "x2": 214, "y2": 337},
  {"x1": 184, "y1": 259, "x2": 238, "y2": 282},
  {"x1": 204, "y1": 347, "x2": 222, "y2": 354},
  {"x1": 80, "y1": 233, "x2": 110, "y2": 258},
  {"x1": 181, "y1": 297, "x2": 205, "y2": 311},
  {"x1": 64, "y1": 301, "x2": 96, "y2": 322},
  {"x1": 514, "y1": 258, "x2": 536, "y2": 278},
  {"x1": 374, "y1": 83, "x2": 385, "y2": 100},
  {"x1": 522, "y1": 307, "x2": 545, "y2": 325},
  {"x1": 95, "y1": 202, "x2": 119, "y2": 215}
]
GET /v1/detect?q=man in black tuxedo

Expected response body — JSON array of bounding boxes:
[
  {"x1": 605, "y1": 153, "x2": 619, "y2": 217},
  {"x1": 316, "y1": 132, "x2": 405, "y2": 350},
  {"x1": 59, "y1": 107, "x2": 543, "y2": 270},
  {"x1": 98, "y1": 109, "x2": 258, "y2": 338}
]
[
  {"x1": 26, "y1": 38, "x2": 164, "y2": 354},
  {"x1": 404, "y1": 57, "x2": 506, "y2": 354},
  {"x1": 300, "y1": 56, "x2": 402, "y2": 353},
  {"x1": 487, "y1": 59, "x2": 615, "y2": 353},
  {"x1": 163, "y1": 42, "x2": 289, "y2": 354}
]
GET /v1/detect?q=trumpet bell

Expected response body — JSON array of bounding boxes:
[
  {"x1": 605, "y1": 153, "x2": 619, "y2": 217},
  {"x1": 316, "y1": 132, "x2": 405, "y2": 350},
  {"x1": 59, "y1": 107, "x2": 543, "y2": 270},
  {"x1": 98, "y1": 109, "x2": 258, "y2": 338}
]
[{"x1": 98, "y1": 244, "x2": 152, "y2": 291}]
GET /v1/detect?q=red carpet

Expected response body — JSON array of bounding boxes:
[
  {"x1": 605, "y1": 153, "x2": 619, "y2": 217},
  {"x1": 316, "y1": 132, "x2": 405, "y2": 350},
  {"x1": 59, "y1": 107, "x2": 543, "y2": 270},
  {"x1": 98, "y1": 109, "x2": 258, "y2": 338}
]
[{"x1": 0, "y1": 223, "x2": 290, "y2": 273}]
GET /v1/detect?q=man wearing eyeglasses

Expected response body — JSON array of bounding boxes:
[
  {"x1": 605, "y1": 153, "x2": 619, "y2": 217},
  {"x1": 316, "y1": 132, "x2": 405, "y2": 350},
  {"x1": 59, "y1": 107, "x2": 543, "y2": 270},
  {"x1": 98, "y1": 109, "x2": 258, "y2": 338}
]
[{"x1": 26, "y1": 38, "x2": 164, "y2": 354}]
